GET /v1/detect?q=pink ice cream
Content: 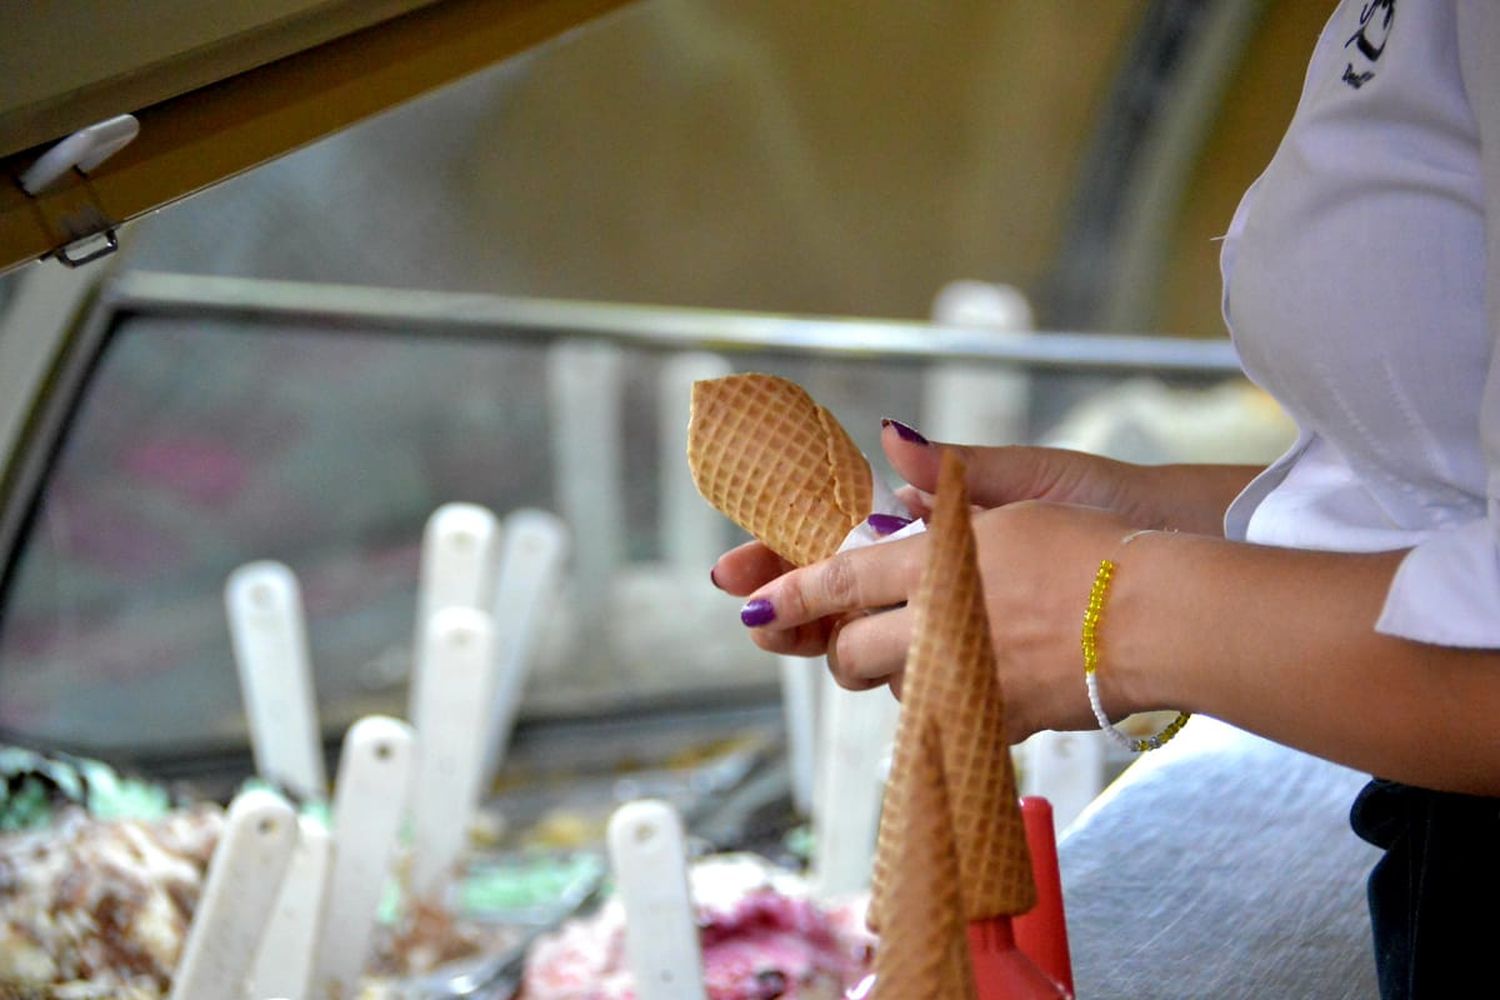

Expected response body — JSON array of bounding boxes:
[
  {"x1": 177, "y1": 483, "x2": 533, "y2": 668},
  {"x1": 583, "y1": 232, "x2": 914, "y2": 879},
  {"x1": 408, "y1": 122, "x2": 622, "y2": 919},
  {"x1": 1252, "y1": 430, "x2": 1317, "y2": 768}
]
[{"x1": 522, "y1": 855, "x2": 874, "y2": 1000}]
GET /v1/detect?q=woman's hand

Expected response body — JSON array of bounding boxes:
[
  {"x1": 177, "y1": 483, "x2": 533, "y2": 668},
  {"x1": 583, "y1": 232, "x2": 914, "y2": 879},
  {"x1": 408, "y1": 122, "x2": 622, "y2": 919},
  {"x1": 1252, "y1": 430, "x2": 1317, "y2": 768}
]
[
  {"x1": 709, "y1": 419, "x2": 1260, "y2": 737},
  {"x1": 714, "y1": 421, "x2": 1257, "y2": 598},
  {"x1": 711, "y1": 420, "x2": 1500, "y2": 790},
  {"x1": 724, "y1": 499, "x2": 1146, "y2": 742},
  {"x1": 876, "y1": 419, "x2": 1259, "y2": 536},
  {"x1": 711, "y1": 418, "x2": 1258, "y2": 668}
]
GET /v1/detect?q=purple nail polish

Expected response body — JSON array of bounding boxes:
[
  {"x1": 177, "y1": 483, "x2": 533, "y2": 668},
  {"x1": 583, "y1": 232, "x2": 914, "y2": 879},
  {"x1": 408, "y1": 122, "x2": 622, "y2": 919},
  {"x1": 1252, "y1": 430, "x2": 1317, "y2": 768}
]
[
  {"x1": 867, "y1": 513, "x2": 914, "y2": 536},
  {"x1": 881, "y1": 418, "x2": 929, "y2": 446},
  {"x1": 740, "y1": 598, "x2": 776, "y2": 627},
  {"x1": 710, "y1": 566, "x2": 722, "y2": 589}
]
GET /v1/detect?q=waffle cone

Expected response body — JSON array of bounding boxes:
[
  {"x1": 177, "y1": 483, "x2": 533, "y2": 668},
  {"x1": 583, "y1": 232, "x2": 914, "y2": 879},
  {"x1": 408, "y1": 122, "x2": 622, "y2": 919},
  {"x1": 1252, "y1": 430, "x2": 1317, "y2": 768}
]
[
  {"x1": 870, "y1": 719, "x2": 976, "y2": 1000},
  {"x1": 687, "y1": 374, "x2": 873, "y2": 566},
  {"x1": 871, "y1": 450, "x2": 1035, "y2": 937}
]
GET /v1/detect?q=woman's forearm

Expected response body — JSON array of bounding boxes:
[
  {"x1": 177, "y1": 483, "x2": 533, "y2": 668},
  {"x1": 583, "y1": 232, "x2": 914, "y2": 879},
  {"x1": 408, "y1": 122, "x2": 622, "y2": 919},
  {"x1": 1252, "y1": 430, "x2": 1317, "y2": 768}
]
[{"x1": 1111, "y1": 532, "x2": 1500, "y2": 794}]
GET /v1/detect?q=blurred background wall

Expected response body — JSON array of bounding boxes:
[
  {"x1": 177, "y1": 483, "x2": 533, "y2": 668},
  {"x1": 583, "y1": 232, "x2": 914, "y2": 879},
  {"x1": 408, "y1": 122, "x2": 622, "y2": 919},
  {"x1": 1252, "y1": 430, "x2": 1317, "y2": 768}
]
[{"x1": 117, "y1": 0, "x2": 1335, "y2": 334}]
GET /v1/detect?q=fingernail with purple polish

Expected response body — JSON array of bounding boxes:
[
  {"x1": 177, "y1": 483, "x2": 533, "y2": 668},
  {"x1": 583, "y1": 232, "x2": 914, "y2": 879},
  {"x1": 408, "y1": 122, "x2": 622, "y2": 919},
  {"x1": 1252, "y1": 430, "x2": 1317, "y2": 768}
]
[
  {"x1": 740, "y1": 598, "x2": 776, "y2": 627},
  {"x1": 867, "y1": 513, "x2": 914, "y2": 536},
  {"x1": 881, "y1": 418, "x2": 929, "y2": 446},
  {"x1": 710, "y1": 566, "x2": 722, "y2": 589}
]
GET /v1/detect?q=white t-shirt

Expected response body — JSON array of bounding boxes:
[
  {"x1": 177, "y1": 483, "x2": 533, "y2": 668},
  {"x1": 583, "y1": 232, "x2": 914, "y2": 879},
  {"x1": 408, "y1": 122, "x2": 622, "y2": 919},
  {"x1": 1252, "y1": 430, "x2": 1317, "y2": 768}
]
[{"x1": 1221, "y1": 0, "x2": 1500, "y2": 649}]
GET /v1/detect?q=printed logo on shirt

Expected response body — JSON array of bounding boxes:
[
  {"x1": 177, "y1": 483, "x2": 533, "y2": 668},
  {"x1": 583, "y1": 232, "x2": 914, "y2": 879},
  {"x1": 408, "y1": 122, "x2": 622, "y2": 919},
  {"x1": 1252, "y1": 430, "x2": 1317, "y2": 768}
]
[{"x1": 1342, "y1": 0, "x2": 1394, "y2": 90}]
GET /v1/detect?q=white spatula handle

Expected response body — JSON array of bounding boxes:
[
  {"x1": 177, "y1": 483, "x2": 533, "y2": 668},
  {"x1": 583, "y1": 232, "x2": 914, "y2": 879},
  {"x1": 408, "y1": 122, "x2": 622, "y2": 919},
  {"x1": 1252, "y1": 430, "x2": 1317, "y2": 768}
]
[
  {"x1": 418, "y1": 503, "x2": 501, "y2": 618},
  {"x1": 411, "y1": 504, "x2": 500, "y2": 721},
  {"x1": 481, "y1": 508, "x2": 568, "y2": 784},
  {"x1": 411, "y1": 607, "x2": 496, "y2": 899},
  {"x1": 607, "y1": 800, "x2": 706, "y2": 1000},
  {"x1": 249, "y1": 815, "x2": 332, "y2": 1000},
  {"x1": 170, "y1": 789, "x2": 297, "y2": 1000},
  {"x1": 313, "y1": 716, "x2": 418, "y2": 999},
  {"x1": 226, "y1": 561, "x2": 326, "y2": 802},
  {"x1": 659, "y1": 353, "x2": 732, "y2": 575},
  {"x1": 548, "y1": 341, "x2": 623, "y2": 663},
  {"x1": 813, "y1": 672, "x2": 900, "y2": 897},
  {"x1": 779, "y1": 656, "x2": 819, "y2": 817}
]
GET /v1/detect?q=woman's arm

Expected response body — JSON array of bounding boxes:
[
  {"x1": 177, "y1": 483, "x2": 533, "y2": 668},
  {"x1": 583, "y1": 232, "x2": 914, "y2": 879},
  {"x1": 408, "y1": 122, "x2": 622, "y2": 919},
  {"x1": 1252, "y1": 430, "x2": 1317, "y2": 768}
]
[
  {"x1": 714, "y1": 428, "x2": 1266, "y2": 664},
  {"x1": 1114, "y1": 530, "x2": 1500, "y2": 796},
  {"x1": 740, "y1": 500, "x2": 1500, "y2": 797},
  {"x1": 721, "y1": 423, "x2": 1500, "y2": 793}
]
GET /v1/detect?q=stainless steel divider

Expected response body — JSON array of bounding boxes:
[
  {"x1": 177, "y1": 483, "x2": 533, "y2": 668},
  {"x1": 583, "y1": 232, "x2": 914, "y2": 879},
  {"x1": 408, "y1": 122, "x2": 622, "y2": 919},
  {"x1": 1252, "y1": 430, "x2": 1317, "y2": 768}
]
[{"x1": 104, "y1": 271, "x2": 1243, "y2": 377}]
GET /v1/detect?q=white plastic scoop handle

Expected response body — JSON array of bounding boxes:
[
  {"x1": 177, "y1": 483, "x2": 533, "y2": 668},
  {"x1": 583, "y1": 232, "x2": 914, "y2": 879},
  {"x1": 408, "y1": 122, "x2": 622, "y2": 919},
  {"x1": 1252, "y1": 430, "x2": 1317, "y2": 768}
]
[
  {"x1": 170, "y1": 789, "x2": 297, "y2": 1000},
  {"x1": 607, "y1": 799, "x2": 707, "y2": 1000},
  {"x1": 548, "y1": 341, "x2": 623, "y2": 662},
  {"x1": 248, "y1": 815, "x2": 332, "y2": 1000},
  {"x1": 659, "y1": 352, "x2": 731, "y2": 575},
  {"x1": 226, "y1": 561, "x2": 326, "y2": 802},
  {"x1": 410, "y1": 504, "x2": 500, "y2": 722},
  {"x1": 813, "y1": 671, "x2": 899, "y2": 897},
  {"x1": 481, "y1": 508, "x2": 568, "y2": 785},
  {"x1": 410, "y1": 607, "x2": 496, "y2": 900},
  {"x1": 312, "y1": 716, "x2": 418, "y2": 1000}
]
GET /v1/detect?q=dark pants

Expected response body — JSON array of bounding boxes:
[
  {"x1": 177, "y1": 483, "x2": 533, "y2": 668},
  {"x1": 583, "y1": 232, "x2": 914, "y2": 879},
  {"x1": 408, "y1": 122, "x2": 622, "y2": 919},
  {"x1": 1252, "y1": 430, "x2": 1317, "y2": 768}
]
[{"x1": 1350, "y1": 778, "x2": 1500, "y2": 999}]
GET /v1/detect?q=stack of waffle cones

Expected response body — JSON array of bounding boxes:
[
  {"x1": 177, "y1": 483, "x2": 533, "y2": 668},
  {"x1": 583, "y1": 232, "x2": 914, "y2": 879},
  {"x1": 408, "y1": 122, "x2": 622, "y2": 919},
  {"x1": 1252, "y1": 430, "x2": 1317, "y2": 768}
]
[
  {"x1": 687, "y1": 375, "x2": 1052, "y2": 996},
  {"x1": 870, "y1": 451, "x2": 1036, "y2": 999},
  {"x1": 687, "y1": 373, "x2": 873, "y2": 566}
]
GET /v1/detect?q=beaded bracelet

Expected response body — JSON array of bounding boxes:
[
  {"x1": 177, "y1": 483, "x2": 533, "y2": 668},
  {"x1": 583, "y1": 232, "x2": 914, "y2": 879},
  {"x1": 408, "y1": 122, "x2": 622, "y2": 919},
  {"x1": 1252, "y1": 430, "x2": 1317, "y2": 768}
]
[{"x1": 1081, "y1": 529, "x2": 1190, "y2": 752}]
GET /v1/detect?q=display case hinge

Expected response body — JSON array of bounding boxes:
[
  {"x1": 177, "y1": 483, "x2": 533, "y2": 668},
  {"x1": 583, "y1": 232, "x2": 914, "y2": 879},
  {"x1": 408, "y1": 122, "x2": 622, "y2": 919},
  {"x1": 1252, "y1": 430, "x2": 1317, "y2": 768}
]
[{"x1": 16, "y1": 115, "x2": 139, "y2": 268}]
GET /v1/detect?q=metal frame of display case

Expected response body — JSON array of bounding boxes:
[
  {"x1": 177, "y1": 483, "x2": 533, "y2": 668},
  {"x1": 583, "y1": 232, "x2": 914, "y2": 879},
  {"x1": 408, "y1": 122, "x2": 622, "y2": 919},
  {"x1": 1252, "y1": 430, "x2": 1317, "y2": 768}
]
[
  {"x1": 105, "y1": 271, "x2": 1244, "y2": 369},
  {"x1": 0, "y1": 268, "x2": 1246, "y2": 620},
  {"x1": 0, "y1": 267, "x2": 1379, "y2": 1000},
  {"x1": 0, "y1": 271, "x2": 1381, "y2": 996}
]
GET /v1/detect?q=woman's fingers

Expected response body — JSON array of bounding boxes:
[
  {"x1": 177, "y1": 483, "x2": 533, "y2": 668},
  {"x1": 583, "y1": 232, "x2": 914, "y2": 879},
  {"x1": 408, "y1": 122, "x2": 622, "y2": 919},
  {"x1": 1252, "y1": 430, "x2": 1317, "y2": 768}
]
[
  {"x1": 882, "y1": 423, "x2": 1029, "y2": 504},
  {"x1": 880, "y1": 419, "x2": 1117, "y2": 509},
  {"x1": 711, "y1": 540, "x2": 793, "y2": 597},
  {"x1": 740, "y1": 534, "x2": 925, "y2": 631},
  {"x1": 747, "y1": 604, "x2": 912, "y2": 681},
  {"x1": 746, "y1": 617, "x2": 835, "y2": 658},
  {"x1": 827, "y1": 606, "x2": 912, "y2": 690},
  {"x1": 892, "y1": 485, "x2": 934, "y2": 520}
]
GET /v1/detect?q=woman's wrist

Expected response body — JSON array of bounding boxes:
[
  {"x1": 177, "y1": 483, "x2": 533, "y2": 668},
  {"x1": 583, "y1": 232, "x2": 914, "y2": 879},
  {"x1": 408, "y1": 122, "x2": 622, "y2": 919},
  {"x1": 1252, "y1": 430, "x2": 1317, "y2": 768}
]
[{"x1": 1092, "y1": 527, "x2": 1201, "y2": 718}]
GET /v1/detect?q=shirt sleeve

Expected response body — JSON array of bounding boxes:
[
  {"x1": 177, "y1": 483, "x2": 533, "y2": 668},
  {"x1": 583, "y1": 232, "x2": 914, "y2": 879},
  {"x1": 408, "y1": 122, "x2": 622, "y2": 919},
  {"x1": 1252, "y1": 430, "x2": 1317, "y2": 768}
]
[{"x1": 1375, "y1": 0, "x2": 1500, "y2": 648}]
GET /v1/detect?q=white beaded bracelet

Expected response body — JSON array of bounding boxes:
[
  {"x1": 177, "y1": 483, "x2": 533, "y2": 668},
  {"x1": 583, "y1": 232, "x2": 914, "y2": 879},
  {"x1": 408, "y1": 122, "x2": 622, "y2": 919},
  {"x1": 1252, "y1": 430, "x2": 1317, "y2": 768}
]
[{"x1": 1080, "y1": 529, "x2": 1190, "y2": 753}]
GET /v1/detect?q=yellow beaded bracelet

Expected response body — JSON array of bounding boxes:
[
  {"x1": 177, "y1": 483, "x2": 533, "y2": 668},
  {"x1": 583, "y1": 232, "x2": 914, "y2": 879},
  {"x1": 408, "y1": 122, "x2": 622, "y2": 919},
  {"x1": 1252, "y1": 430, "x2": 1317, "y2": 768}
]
[{"x1": 1082, "y1": 531, "x2": 1190, "y2": 752}]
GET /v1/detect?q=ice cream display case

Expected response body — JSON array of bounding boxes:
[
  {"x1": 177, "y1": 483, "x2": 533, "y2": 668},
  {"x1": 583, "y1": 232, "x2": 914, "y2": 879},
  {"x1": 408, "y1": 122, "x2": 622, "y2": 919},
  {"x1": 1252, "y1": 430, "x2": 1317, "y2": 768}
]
[
  {"x1": 0, "y1": 0, "x2": 1384, "y2": 994},
  {"x1": 0, "y1": 266, "x2": 1309, "y2": 998},
  {"x1": 0, "y1": 270, "x2": 1259, "y2": 756}
]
